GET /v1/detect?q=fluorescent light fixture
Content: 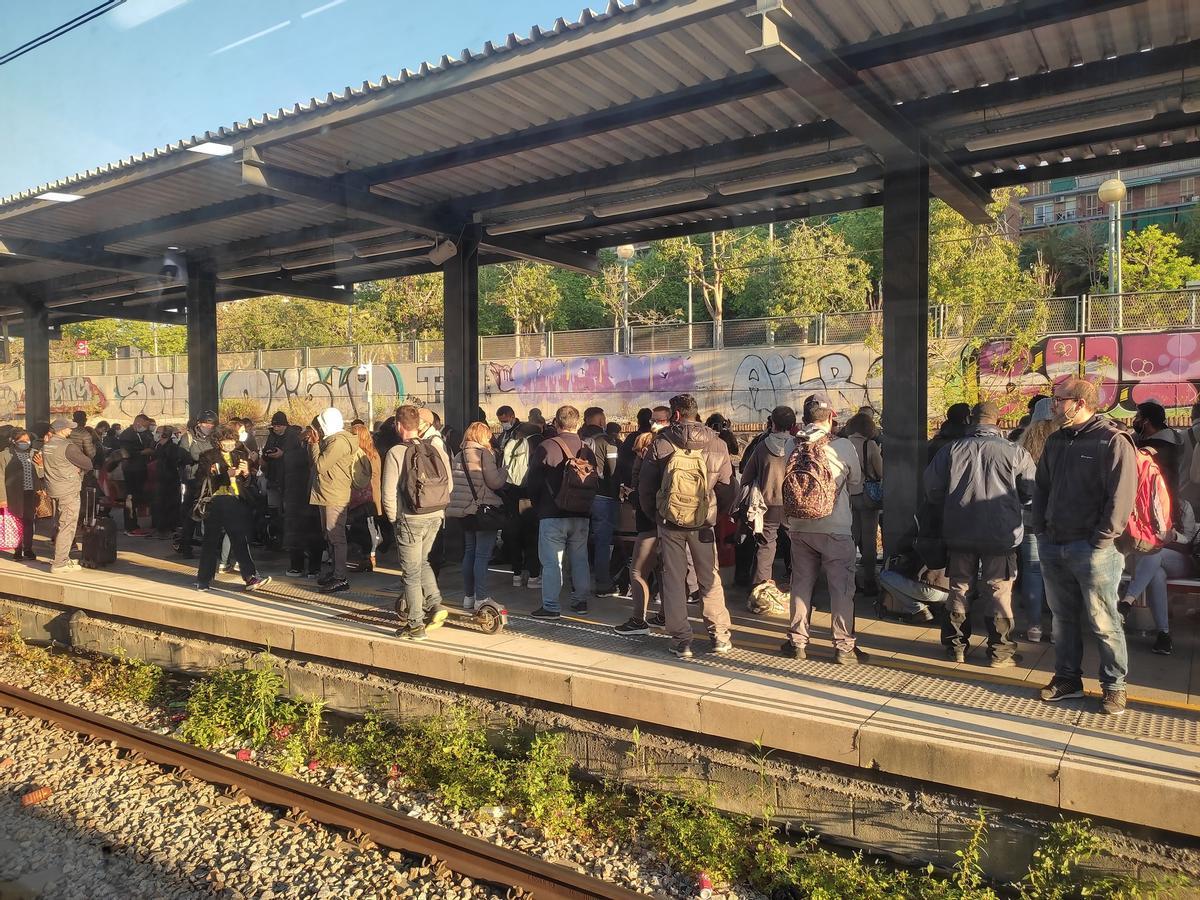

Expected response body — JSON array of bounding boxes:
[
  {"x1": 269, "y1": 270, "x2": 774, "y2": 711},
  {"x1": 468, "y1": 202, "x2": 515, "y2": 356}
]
[
  {"x1": 1181, "y1": 99, "x2": 1200, "y2": 115},
  {"x1": 1038, "y1": 159, "x2": 1050, "y2": 166},
  {"x1": 486, "y1": 213, "x2": 587, "y2": 236},
  {"x1": 962, "y1": 108, "x2": 1156, "y2": 152},
  {"x1": 36, "y1": 192, "x2": 84, "y2": 203},
  {"x1": 217, "y1": 263, "x2": 283, "y2": 279},
  {"x1": 164, "y1": 307, "x2": 179, "y2": 313},
  {"x1": 1017, "y1": 163, "x2": 1027, "y2": 170},
  {"x1": 355, "y1": 238, "x2": 435, "y2": 258},
  {"x1": 188, "y1": 141, "x2": 235, "y2": 156},
  {"x1": 716, "y1": 162, "x2": 858, "y2": 197},
  {"x1": 279, "y1": 247, "x2": 354, "y2": 270},
  {"x1": 593, "y1": 189, "x2": 710, "y2": 218}
]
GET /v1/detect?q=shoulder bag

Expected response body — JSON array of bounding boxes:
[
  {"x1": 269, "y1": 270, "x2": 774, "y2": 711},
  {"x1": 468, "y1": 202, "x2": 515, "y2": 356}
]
[{"x1": 464, "y1": 449, "x2": 509, "y2": 532}]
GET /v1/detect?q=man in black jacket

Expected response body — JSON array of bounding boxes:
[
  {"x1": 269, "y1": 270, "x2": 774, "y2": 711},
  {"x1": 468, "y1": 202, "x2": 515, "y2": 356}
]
[
  {"x1": 924, "y1": 401, "x2": 1035, "y2": 666},
  {"x1": 580, "y1": 406, "x2": 620, "y2": 598},
  {"x1": 118, "y1": 413, "x2": 156, "y2": 534},
  {"x1": 1033, "y1": 376, "x2": 1137, "y2": 716}
]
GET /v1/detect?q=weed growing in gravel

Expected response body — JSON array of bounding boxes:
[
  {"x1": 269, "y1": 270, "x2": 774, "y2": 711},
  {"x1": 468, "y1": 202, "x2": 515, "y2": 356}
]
[
  {"x1": 106, "y1": 650, "x2": 164, "y2": 705},
  {"x1": 181, "y1": 653, "x2": 290, "y2": 748}
]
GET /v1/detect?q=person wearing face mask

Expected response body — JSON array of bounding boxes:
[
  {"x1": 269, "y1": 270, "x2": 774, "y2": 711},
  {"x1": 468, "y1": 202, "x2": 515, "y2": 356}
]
[
  {"x1": 1132, "y1": 401, "x2": 1183, "y2": 512},
  {"x1": 118, "y1": 413, "x2": 156, "y2": 535},
  {"x1": 1, "y1": 428, "x2": 45, "y2": 561},
  {"x1": 1032, "y1": 376, "x2": 1137, "y2": 716},
  {"x1": 193, "y1": 426, "x2": 270, "y2": 592},
  {"x1": 152, "y1": 426, "x2": 190, "y2": 539},
  {"x1": 493, "y1": 407, "x2": 544, "y2": 589},
  {"x1": 42, "y1": 419, "x2": 93, "y2": 573},
  {"x1": 176, "y1": 411, "x2": 218, "y2": 559}
]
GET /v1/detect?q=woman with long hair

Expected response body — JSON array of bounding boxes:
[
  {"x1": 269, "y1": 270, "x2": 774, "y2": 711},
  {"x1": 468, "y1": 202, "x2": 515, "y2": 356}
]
[
  {"x1": 1017, "y1": 397, "x2": 1057, "y2": 642},
  {"x1": 446, "y1": 421, "x2": 507, "y2": 609},
  {"x1": 842, "y1": 411, "x2": 884, "y2": 598},
  {"x1": 348, "y1": 422, "x2": 383, "y2": 571},
  {"x1": 1, "y1": 428, "x2": 45, "y2": 561},
  {"x1": 614, "y1": 431, "x2": 663, "y2": 634}
]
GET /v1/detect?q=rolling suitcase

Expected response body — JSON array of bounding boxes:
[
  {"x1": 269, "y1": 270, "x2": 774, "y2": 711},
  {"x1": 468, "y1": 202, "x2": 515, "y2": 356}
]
[{"x1": 80, "y1": 488, "x2": 118, "y2": 569}]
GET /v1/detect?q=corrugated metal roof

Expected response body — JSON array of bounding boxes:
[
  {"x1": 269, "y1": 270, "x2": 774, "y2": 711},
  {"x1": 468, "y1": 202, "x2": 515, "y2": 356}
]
[{"x1": 0, "y1": 0, "x2": 1197, "y2": 320}]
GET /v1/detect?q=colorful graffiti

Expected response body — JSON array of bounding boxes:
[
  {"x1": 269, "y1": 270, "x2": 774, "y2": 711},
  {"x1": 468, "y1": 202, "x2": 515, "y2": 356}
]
[
  {"x1": 977, "y1": 330, "x2": 1200, "y2": 417},
  {"x1": 218, "y1": 364, "x2": 411, "y2": 419},
  {"x1": 485, "y1": 355, "x2": 698, "y2": 397},
  {"x1": 0, "y1": 375, "x2": 107, "y2": 420},
  {"x1": 729, "y1": 350, "x2": 879, "y2": 421},
  {"x1": 114, "y1": 373, "x2": 180, "y2": 418}
]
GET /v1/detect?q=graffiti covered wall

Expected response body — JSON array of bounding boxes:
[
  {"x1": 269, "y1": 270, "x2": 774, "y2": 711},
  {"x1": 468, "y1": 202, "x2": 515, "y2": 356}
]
[
  {"x1": 0, "y1": 344, "x2": 881, "y2": 425},
  {"x1": 977, "y1": 330, "x2": 1200, "y2": 417}
]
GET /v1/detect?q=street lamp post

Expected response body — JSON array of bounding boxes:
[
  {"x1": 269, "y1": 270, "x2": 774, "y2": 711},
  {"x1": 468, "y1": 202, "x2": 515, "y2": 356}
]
[
  {"x1": 616, "y1": 244, "x2": 636, "y2": 353},
  {"x1": 1098, "y1": 175, "x2": 1127, "y2": 296}
]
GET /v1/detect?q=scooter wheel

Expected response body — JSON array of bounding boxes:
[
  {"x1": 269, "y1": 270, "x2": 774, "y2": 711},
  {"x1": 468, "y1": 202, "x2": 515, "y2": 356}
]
[{"x1": 477, "y1": 606, "x2": 503, "y2": 635}]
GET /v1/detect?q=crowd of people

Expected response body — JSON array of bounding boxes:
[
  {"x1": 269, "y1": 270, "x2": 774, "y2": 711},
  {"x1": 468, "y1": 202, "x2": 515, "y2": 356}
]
[{"x1": 1, "y1": 378, "x2": 1196, "y2": 714}]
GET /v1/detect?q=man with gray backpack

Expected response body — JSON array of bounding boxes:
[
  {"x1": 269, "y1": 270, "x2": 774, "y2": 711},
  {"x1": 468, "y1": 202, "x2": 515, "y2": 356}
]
[
  {"x1": 781, "y1": 394, "x2": 866, "y2": 664},
  {"x1": 638, "y1": 394, "x2": 736, "y2": 659}
]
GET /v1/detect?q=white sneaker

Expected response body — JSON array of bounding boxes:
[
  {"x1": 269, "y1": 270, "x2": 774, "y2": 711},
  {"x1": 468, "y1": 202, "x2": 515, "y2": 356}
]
[
  {"x1": 512, "y1": 575, "x2": 523, "y2": 588},
  {"x1": 526, "y1": 576, "x2": 542, "y2": 589},
  {"x1": 1026, "y1": 626, "x2": 1043, "y2": 643},
  {"x1": 463, "y1": 595, "x2": 476, "y2": 611}
]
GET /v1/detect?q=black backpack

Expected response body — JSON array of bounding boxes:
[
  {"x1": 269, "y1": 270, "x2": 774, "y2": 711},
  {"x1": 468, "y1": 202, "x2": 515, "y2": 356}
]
[
  {"x1": 402, "y1": 439, "x2": 451, "y2": 515},
  {"x1": 551, "y1": 438, "x2": 599, "y2": 515}
]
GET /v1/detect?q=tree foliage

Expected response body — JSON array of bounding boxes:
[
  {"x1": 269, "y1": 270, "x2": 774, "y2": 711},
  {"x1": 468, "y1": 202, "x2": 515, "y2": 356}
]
[
  {"x1": 766, "y1": 222, "x2": 872, "y2": 318},
  {"x1": 1112, "y1": 224, "x2": 1200, "y2": 292},
  {"x1": 480, "y1": 261, "x2": 562, "y2": 334},
  {"x1": 659, "y1": 230, "x2": 766, "y2": 339}
]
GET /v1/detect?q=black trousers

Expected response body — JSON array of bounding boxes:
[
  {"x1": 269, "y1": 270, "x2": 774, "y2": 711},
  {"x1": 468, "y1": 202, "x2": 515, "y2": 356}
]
[{"x1": 196, "y1": 495, "x2": 258, "y2": 585}]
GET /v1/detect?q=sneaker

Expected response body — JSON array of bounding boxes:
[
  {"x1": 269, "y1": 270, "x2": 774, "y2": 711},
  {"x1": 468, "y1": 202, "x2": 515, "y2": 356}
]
[
  {"x1": 1039, "y1": 677, "x2": 1085, "y2": 702},
  {"x1": 946, "y1": 645, "x2": 966, "y2": 663},
  {"x1": 12, "y1": 548, "x2": 24, "y2": 561},
  {"x1": 1099, "y1": 688, "x2": 1127, "y2": 716},
  {"x1": 530, "y1": 606, "x2": 560, "y2": 619},
  {"x1": 463, "y1": 595, "x2": 477, "y2": 612},
  {"x1": 904, "y1": 606, "x2": 935, "y2": 625},
  {"x1": 595, "y1": 586, "x2": 620, "y2": 598},
  {"x1": 243, "y1": 575, "x2": 272, "y2": 592},
  {"x1": 317, "y1": 572, "x2": 337, "y2": 587},
  {"x1": 989, "y1": 655, "x2": 1018, "y2": 669},
  {"x1": 669, "y1": 642, "x2": 693, "y2": 660},
  {"x1": 526, "y1": 576, "x2": 542, "y2": 589},
  {"x1": 1026, "y1": 626, "x2": 1043, "y2": 643},
  {"x1": 221, "y1": 563, "x2": 240, "y2": 574},
  {"x1": 425, "y1": 606, "x2": 449, "y2": 632},
  {"x1": 399, "y1": 624, "x2": 428, "y2": 641},
  {"x1": 780, "y1": 641, "x2": 807, "y2": 660},
  {"x1": 50, "y1": 562, "x2": 80, "y2": 574},
  {"x1": 570, "y1": 599, "x2": 589, "y2": 613},
  {"x1": 710, "y1": 638, "x2": 733, "y2": 655},
  {"x1": 284, "y1": 568, "x2": 304, "y2": 578},
  {"x1": 688, "y1": 591, "x2": 701, "y2": 605},
  {"x1": 836, "y1": 647, "x2": 869, "y2": 666},
  {"x1": 647, "y1": 612, "x2": 666, "y2": 628},
  {"x1": 614, "y1": 618, "x2": 650, "y2": 635},
  {"x1": 1152, "y1": 631, "x2": 1173, "y2": 656},
  {"x1": 512, "y1": 575, "x2": 523, "y2": 588},
  {"x1": 319, "y1": 578, "x2": 350, "y2": 594},
  {"x1": 192, "y1": 582, "x2": 210, "y2": 592}
]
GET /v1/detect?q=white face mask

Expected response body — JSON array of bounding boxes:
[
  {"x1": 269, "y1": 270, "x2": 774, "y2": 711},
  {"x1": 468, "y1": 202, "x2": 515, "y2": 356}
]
[
  {"x1": 199, "y1": 423, "x2": 213, "y2": 436},
  {"x1": 238, "y1": 429, "x2": 248, "y2": 443},
  {"x1": 501, "y1": 420, "x2": 514, "y2": 432},
  {"x1": 171, "y1": 434, "x2": 182, "y2": 444},
  {"x1": 651, "y1": 421, "x2": 668, "y2": 432},
  {"x1": 135, "y1": 425, "x2": 146, "y2": 433}
]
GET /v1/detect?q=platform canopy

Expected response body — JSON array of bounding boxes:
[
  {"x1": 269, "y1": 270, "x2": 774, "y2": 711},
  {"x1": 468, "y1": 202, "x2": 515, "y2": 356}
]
[{"x1": 0, "y1": 0, "x2": 1196, "y2": 326}]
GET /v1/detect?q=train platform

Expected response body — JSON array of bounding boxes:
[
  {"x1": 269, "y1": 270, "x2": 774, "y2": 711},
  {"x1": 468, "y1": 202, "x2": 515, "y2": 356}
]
[{"x1": 1, "y1": 531, "x2": 1197, "y2": 838}]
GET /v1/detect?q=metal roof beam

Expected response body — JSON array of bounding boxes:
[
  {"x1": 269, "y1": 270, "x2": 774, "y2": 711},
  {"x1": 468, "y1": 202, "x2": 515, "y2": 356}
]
[
  {"x1": 479, "y1": 234, "x2": 599, "y2": 276},
  {"x1": 219, "y1": 272, "x2": 355, "y2": 304},
  {"x1": 570, "y1": 192, "x2": 882, "y2": 250},
  {"x1": 979, "y1": 141, "x2": 1200, "y2": 190},
  {"x1": 82, "y1": 194, "x2": 292, "y2": 250},
  {"x1": 54, "y1": 302, "x2": 187, "y2": 326},
  {"x1": 839, "y1": 0, "x2": 1146, "y2": 72},
  {"x1": 748, "y1": 1, "x2": 991, "y2": 224},
  {"x1": 350, "y1": 70, "x2": 778, "y2": 187},
  {"x1": 0, "y1": 235, "x2": 173, "y2": 280}
]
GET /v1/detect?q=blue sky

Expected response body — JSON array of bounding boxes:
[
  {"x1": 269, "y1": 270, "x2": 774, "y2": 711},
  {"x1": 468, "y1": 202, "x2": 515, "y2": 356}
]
[{"x1": 0, "y1": 0, "x2": 586, "y2": 198}]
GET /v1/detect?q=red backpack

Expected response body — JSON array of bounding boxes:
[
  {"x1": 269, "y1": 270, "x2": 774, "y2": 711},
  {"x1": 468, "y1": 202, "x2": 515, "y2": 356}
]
[{"x1": 1124, "y1": 448, "x2": 1173, "y2": 552}]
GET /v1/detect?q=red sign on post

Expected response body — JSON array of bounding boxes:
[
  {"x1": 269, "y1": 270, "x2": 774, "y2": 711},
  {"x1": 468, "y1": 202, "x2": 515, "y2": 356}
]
[{"x1": 74, "y1": 339, "x2": 89, "y2": 357}]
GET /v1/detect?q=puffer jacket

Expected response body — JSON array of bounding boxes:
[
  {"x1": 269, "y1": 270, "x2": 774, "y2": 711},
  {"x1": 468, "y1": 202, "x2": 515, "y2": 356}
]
[
  {"x1": 638, "y1": 421, "x2": 735, "y2": 530},
  {"x1": 446, "y1": 441, "x2": 507, "y2": 518},
  {"x1": 924, "y1": 425, "x2": 1036, "y2": 554}
]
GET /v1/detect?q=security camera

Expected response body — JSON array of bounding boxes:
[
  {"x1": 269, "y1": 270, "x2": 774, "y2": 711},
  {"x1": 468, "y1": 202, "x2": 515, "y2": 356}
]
[
  {"x1": 356, "y1": 364, "x2": 369, "y2": 383},
  {"x1": 161, "y1": 250, "x2": 188, "y2": 284},
  {"x1": 428, "y1": 241, "x2": 458, "y2": 266}
]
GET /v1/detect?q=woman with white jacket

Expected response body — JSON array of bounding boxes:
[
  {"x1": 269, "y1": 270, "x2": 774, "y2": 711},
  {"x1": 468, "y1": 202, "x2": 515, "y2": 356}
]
[{"x1": 447, "y1": 422, "x2": 508, "y2": 609}]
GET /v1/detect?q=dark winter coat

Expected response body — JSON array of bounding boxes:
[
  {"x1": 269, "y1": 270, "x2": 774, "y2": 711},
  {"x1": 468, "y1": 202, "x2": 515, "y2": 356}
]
[
  {"x1": 638, "y1": 421, "x2": 735, "y2": 530},
  {"x1": 526, "y1": 431, "x2": 597, "y2": 519}
]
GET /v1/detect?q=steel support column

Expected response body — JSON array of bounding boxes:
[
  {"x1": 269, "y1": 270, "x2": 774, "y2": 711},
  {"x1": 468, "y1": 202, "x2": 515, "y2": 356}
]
[
  {"x1": 186, "y1": 265, "x2": 219, "y2": 418},
  {"x1": 22, "y1": 300, "x2": 50, "y2": 432},
  {"x1": 442, "y1": 226, "x2": 481, "y2": 437},
  {"x1": 881, "y1": 154, "x2": 930, "y2": 555}
]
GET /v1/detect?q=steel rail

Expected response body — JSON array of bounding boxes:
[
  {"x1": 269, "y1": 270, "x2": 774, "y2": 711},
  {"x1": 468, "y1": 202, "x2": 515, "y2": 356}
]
[{"x1": 0, "y1": 682, "x2": 643, "y2": 900}]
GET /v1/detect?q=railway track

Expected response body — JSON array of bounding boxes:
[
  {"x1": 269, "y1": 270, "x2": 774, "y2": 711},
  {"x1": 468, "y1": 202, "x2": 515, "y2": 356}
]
[{"x1": 0, "y1": 682, "x2": 645, "y2": 900}]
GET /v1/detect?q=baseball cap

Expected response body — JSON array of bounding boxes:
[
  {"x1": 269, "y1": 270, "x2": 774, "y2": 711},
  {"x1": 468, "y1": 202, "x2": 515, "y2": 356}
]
[
  {"x1": 50, "y1": 418, "x2": 73, "y2": 432},
  {"x1": 198, "y1": 409, "x2": 218, "y2": 423},
  {"x1": 804, "y1": 393, "x2": 834, "y2": 415}
]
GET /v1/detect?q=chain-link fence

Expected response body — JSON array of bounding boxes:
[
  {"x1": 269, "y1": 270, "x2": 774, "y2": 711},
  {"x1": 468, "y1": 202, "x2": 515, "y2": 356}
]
[
  {"x1": 630, "y1": 322, "x2": 714, "y2": 352},
  {"x1": 1088, "y1": 291, "x2": 1200, "y2": 333}
]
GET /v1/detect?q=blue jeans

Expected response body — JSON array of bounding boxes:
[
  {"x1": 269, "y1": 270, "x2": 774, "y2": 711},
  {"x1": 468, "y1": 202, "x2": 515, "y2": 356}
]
[
  {"x1": 395, "y1": 515, "x2": 444, "y2": 626},
  {"x1": 538, "y1": 517, "x2": 591, "y2": 613},
  {"x1": 1020, "y1": 531, "x2": 1044, "y2": 630},
  {"x1": 590, "y1": 496, "x2": 617, "y2": 591},
  {"x1": 462, "y1": 528, "x2": 498, "y2": 599},
  {"x1": 1039, "y1": 538, "x2": 1128, "y2": 691},
  {"x1": 1126, "y1": 548, "x2": 1193, "y2": 633}
]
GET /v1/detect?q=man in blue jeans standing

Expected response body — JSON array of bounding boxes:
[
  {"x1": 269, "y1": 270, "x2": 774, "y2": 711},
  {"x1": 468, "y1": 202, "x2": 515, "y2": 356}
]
[
  {"x1": 1032, "y1": 376, "x2": 1137, "y2": 715},
  {"x1": 526, "y1": 405, "x2": 597, "y2": 618},
  {"x1": 579, "y1": 406, "x2": 620, "y2": 604}
]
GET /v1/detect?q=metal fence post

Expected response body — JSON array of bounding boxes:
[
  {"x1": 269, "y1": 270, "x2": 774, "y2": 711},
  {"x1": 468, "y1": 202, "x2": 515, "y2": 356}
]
[
  {"x1": 1117, "y1": 293, "x2": 1124, "y2": 333},
  {"x1": 1191, "y1": 292, "x2": 1197, "y2": 327},
  {"x1": 1079, "y1": 295, "x2": 1088, "y2": 333},
  {"x1": 546, "y1": 330, "x2": 554, "y2": 357}
]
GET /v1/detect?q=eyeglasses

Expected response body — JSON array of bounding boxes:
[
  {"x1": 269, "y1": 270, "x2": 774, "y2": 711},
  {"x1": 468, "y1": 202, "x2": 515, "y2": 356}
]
[{"x1": 1050, "y1": 395, "x2": 1075, "y2": 406}]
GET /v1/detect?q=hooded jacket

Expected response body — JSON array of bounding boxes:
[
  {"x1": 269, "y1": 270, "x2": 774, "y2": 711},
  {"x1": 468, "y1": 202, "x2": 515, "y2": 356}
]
[
  {"x1": 1137, "y1": 425, "x2": 1183, "y2": 507},
  {"x1": 785, "y1": 425, "x2": 861, "y2": 536},
  {"x1": 638, "y1": 421, "x2": 735, "y2": 530},
  {"x1": 579, "y1": 423, "x2": 620, "y2": 499},
  {"x1": 446, "y1": 440, "x2": 507, "y2": 518},
  {"x1": 923, "y1": 424, "x2": 1035, "y2": 554},
  {"x1": 738, "y1": 431, "x2": 792, "y2": 519},
  {"x1": 526, "y1": 430, "x2": 597, "y2": 519},
  {"x1": 1032, "y1": 414, "x2": 1138, "y2": 547},
  {"x1": 309, "y1": 409, "x2": 357, "y2": 507}
]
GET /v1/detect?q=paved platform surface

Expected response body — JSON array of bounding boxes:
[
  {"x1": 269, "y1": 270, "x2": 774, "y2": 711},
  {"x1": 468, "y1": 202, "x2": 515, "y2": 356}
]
[{"x1": 1, "y1": 531, "x2": 1198, "y2": 836}]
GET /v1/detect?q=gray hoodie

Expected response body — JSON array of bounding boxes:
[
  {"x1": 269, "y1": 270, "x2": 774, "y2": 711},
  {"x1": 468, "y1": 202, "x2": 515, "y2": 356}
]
[
  {"x1": 785, "y1": 425, "x2": 861, "y2": 536},
  {"x1": 739, "y1": 431, "x2": 792, "y2": 512}
]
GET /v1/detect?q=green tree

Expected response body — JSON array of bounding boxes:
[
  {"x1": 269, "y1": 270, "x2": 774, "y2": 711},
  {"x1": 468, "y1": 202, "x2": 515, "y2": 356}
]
[
  {"x1": 1114, "y1": 224, "x2": 1200, "y2": 292},
  {"x1": 482, "y1": 261, "x2": 561, "y2": 335},
  {"x1": 766, "y1": 221, "x2": 872, "y2": 318},
  {"x1": 56, "y1": 320, "x2": 186, "y2": 361},
  {"x1": 1177, "y1": 207, "x2": 1200, "y2": 263},
  {"x1": 659, "y1": 229, "x2": 766, "y2": 346},
  {"x1": 354, "y1": 274, "x2": 444, "y2": 338}
]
